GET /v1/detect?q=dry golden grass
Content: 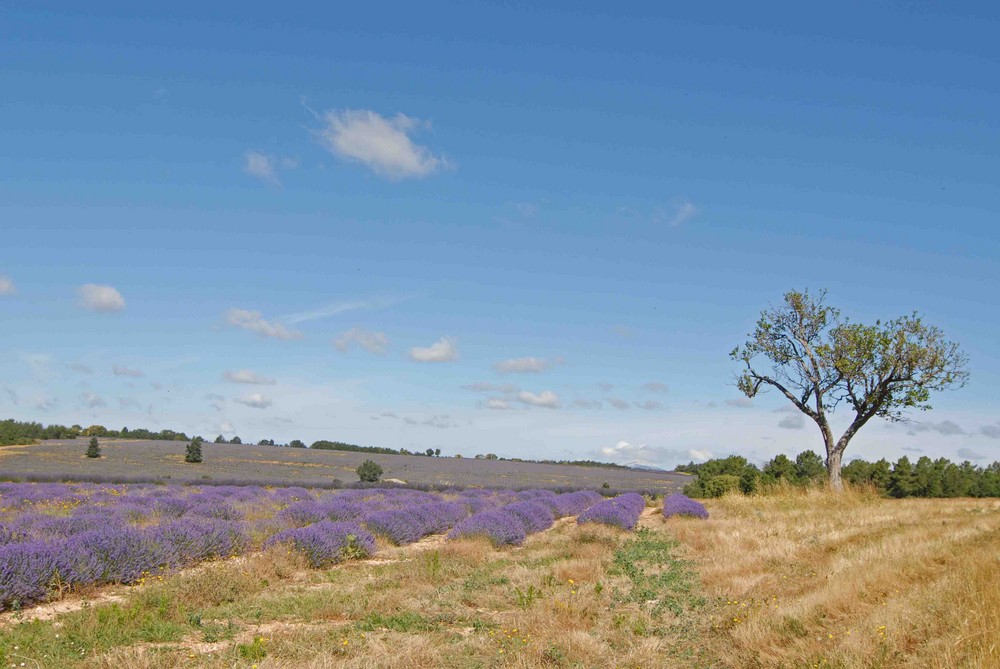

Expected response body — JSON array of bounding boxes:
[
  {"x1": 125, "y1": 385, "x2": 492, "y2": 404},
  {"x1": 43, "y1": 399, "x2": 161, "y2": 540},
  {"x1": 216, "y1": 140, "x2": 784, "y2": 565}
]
[
  {"x1": 662, "y1": 488, "x2": 1000, "y2": 668},
  {"x1": 3, "y1": 493, "x2": 997, "y2": 668}
]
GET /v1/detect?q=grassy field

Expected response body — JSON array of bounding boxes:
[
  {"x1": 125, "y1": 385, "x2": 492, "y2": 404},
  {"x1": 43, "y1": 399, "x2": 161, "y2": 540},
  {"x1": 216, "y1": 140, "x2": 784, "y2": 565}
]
[
  {"x1": 0, "y1": 439, "x2": 688, "y2": 493},
  {"x1": 2, "y1": 490, "x2": 996, "y2": 668}
]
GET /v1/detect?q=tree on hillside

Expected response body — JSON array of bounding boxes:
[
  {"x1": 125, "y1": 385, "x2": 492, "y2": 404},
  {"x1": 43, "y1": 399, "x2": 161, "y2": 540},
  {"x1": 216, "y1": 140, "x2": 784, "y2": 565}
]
[
  {"x1": 214, "y1": 434, "x2": 226, "y2": 444},
  {"x1": 86, "y1": 437, "x2": 101, "y2": 458},
  {"x1": 229, "y1": 436, "x2": 242, "y2": 444},
  {"x1": 289, "y1": 439, "x2": 306, "y2": 448},
  {"x1": 356, "y1": 459, "x2": 383, "y2": 483},
  {"x1": 185, "y1": 437, "x2": 203, "y2": 463},
  {"x1": 732, "y1": 289, "x2": 969, "y2": 489}
]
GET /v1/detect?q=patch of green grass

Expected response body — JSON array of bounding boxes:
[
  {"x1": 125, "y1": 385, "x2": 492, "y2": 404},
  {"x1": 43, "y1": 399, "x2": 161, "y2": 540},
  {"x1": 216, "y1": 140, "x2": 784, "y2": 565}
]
[
  {"x1": 608, "y1": 527, "x2": 704, "y2": 617},
  {"x1": 355, "y1": 611, "x2": 439, "y2": 633}
]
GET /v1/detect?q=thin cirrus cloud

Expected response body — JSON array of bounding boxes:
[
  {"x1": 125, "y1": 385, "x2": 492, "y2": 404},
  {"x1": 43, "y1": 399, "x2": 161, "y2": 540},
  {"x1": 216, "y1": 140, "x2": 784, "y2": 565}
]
[
  {"x1": 642, "y1": 382, "x2": 669, "y2": 394},
  {"x1": 653, "y1": 199, "x2": 699, "y2": 227},
  {"x1": 223, "y1": 370, "x2": 276, "y2": 385},
  {"x1": 778, "y1": 413, "x2": 805, "y2": 430},
  {"x1": 282, "y1": 294, "x2": 411, "y2": 325},
  {"x1": 493, "y1": 356, "x2": 563, "y2": 374},
  {"x1": 409, "y1": 337, "x2": 458, "y2": 362},
  {"x1": 112, "y1": 365, "x2": 144, "y2": 378},
  {"x1": 0, "y1": 275, "x2": 15, "y2": 295},
  {"x1": 317, "y1": 109, "x2": 448, "y2": 180},
  {"x1": 80, "y1": 392, "x2": 106, "y2": 408},
  {"x1": 334, "y1": 327, "x2": 389, "y2": 355},
  {"x1": 225, "y1": 308, "x2": 303, "y2": 340},
  {"x1": 235, "y1": 393, "x2": 273, "y2": 409},
  {"x1": 78, "y1": 284, "x2": 125, "y2": 312}
]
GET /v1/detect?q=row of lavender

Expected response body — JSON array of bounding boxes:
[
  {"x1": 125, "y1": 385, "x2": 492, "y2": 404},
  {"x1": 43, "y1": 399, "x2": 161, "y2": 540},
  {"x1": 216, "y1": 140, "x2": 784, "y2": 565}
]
[{"x1": 0, "y1": 482, "x2": 640, "y2": 609}]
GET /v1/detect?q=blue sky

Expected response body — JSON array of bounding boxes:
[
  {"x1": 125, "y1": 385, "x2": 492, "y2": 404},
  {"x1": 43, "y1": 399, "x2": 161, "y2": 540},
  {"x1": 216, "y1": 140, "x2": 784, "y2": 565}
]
[{"x1": 2, "y1": 2, "x2": 998, "y2": 468}]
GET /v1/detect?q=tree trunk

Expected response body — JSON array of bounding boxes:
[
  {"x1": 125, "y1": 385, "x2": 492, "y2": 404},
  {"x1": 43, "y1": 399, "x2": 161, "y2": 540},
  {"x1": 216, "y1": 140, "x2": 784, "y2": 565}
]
[{"x1": 827, "y1": 449, "x2": 844, "y2": 491}]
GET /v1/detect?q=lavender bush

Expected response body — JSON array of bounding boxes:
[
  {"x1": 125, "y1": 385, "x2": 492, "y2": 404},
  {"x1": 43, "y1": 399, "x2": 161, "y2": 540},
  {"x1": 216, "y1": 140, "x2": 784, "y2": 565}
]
[
  {"x1": 662, "y1": 494, "x2": 709, "y2": 519},
  {"x1": 448, "y1": 509, "x2": 527, "y2": 546},
  {"x1": 577, "y1": 493, "x2": 646, "y2": 530},
  {"x1": 266, "y1": 521, "x2": 376, "y2": 567}
]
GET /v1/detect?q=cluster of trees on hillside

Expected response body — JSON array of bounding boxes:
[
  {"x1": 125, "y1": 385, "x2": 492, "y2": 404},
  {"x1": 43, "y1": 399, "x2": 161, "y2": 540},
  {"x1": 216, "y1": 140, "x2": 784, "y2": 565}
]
[
  {"x1": 0, "y1": 419, "x2": 79, "y2": 445},
  {"x1": 679, "y1": 452, "x2": 1000, "y2": 498}
]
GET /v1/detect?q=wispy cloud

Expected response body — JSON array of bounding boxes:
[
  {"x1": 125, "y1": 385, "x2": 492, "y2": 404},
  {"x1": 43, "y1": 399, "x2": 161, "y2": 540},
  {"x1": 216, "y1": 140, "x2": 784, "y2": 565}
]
[
  {"x1": 225, "y1": 308, "x2": 303, "y2": 340},
  {"x1": 333, "y1": 327, "x2": 389, "y2": 355},
  {"x1": 283, "y1": 294, "x2": 410, "y2": 325},
  {"x1": 0, "y1": 275, "x2": 15, "y2": 296},
  {"x1": 410, "y1": 337, "x2": 458, "y2": 362},
  {"x1": 80, "y1": 391, "x2": 106, "y2": 408},
  {"x1": 642, "y1": 382, "x2": 669, "y2": 394},
  {"x1": 461, "y1": 382, "x2": 519, "y2": 394},
  {"x1": 243, "y1": 151, "x2": 280, "y2": 186},
  {"x1": 980, "y1": 424, "x2": 1000, "y2": 439},
  {"x1": 634, "y1": 400, "x2": 664, "y2": 411},
  {"x1": 78, "y1": 284, "x2": 125, "y2": 312},
  {"x1": 906, "y1": 420, "x2": 965, "y2": 436},
  {"x1": 317, "y1": 109, "x2": 448, "y2": 180},
  {"x1": 113, "y1": 364, "x2": 144, "y2": 378},
  {"x1": 652, "y1": 199, "x2": 699, "y2": 227},
  {"x1": 223, "y1": 370, "x2": 276, "y2": 385},
  {"x1": 957, "y1": 447, "x2": 984, "y2": 460},
  {"x1": 66, "y1": 362, "x2": 93, "y2": 375},
  {"x1": 494, "y1": 356, "x2": 563, "y2": 374},
  {"x1": 725, "y1": 398, "x2": 754, "y2": 408},
  {"x1": 778, "y1": 413, "x2": 805, "y2": 430},
  {"x1": 593, "y1": 440, "x2": 709, "y2": 468}
]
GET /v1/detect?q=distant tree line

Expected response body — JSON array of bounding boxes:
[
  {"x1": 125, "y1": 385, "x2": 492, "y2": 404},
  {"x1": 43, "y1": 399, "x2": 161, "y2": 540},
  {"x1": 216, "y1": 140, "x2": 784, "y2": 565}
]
[
  {"x1": 0, "y1": 419, "x2": 79, "y2": 445},
  {"x1": 678, "y1": 451, "x2": 1000, "y2": 498}
]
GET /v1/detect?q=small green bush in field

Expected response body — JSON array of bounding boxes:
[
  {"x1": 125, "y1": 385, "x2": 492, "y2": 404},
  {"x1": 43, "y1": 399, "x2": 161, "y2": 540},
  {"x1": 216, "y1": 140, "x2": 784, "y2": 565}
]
[
  {"x1": 86, "y1": 437, "x2": 101, "y2": 459},
  {"x1": 356, "y1": 459, "x2": 383, "y2": 483},
  {"x1": 185, "y1": 437, "x2": 203, "y2": 463}
]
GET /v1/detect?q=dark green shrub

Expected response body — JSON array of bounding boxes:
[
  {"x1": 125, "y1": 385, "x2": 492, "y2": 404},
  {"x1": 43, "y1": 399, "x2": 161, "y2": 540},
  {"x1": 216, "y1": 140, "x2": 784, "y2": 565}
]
[
  {"x1": 702, "y1": 474, "x2": 741, "y2": 498},
  {"x1": 185, "y1": 437, "x2": 203, "y2": 463},
  {"x1": 357, "y1": 459, "x2": 383, "y2": 483},
  {"x1": 86, "y1": 437, "x2": 101, "y2": 459}
]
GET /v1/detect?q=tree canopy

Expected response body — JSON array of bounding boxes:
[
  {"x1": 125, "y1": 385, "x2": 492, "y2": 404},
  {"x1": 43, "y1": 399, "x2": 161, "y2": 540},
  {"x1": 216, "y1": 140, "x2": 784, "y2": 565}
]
[{"x1": 731, "y1": 289, "x2": 969, "y2": 488}]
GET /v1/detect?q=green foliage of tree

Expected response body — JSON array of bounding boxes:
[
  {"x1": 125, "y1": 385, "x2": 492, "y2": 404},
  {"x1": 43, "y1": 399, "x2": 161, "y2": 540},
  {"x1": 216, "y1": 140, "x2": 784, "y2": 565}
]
[
  {"x1": 288, "y1": 439, "x2": 306, "y2": 448},
  {"x1": 356, "y1": 459, "x2": 383, "y2": 483},
  {"x1": 0, "y1": 418, "x2": 79, "y2": 445},
  {"x1": 311, "y1": 440, "x2": 399, "y2": 455},
  {"x1": 229, "y1": 436, "x2": 242, "y2": 444},
  {"x1": 732, "y1": 289, "x2": 969, "y2": 489},
  {"x1": 86, "y1": 437, "x2": 101, "y2": 458},
  {"x1": 214, "y1": 435, "x2": 226, "y2": 444},
  {"x1": 185, "y1": 437, "x2": 203, "y2": 463}
]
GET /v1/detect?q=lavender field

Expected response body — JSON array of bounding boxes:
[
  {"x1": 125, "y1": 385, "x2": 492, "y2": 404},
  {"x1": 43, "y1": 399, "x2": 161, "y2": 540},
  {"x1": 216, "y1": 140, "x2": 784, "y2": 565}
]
[
  {"x1": 0, "y1": 481, "x2": 634, "y2": 612},
  {"x1": 0, "y1": 439, "x2": 689, "y2": 493}
]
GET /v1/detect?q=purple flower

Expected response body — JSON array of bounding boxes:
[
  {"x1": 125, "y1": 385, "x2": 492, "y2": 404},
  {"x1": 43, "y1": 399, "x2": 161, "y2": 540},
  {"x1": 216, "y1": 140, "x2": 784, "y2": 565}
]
[
  {"x1": 577, "y1": 493, "x2": 646, "y2": 530},
  {"x1": 266, "y1": 521, "x2": 375, "y2": 567},
  {"x1": 448, "y1": 510, "x2": 527, "y2": 546},
  {"x1": 662, "y1": 494, "x2": 709, "y2": 520}
]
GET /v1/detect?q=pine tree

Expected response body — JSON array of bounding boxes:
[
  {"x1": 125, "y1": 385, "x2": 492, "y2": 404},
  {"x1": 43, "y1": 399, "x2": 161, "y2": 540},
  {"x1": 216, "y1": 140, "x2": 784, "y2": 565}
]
[
  {"x1": 86, "y1": 437, "x2": 101, "y2": 458},
  {"x1": 185, "y1": 437, "x2": 203, "y2": 463}
]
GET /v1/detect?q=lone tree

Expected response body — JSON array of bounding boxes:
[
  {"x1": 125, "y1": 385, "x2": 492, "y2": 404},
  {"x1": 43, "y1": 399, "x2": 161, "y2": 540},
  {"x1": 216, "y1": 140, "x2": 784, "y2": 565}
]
[
  {"x1": 731, "y1": 289, "x2": 968, "y2": 490},
  {"x1": 185, "y1": 437, "x2": 203, "y2": 463},
  {"x1": 356, "y1": 459, "x2": 383, "y2": 483},
  {"x1": 86, "y1": 437, "x2": 101, "y2": 458}
]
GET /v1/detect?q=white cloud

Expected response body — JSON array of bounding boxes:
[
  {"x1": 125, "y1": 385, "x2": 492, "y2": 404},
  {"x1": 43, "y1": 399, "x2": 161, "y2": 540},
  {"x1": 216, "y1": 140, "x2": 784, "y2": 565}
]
[
  {"x1": 957, "y1": 448, "x2": 984, "y2": 460},
  {"x1": 34, "y1": 395, "x2": 57, "y2": 412},
  {"x1": 512, "y1": 202, "x2": 539, "y2": 216},
  {"x1": 317, "y1": 109, "x2": 447, "y2": 180},
  {"x1": 113, "y1": 364, "x2": 144, "y2": 378},
  {"x1": 223, "y1": 369, "x2": 276, "y2": 385},
  {"x1": 235, "y1": 393, "x2": 273, "y2": 409},
  {"x1": 907, "y1": 420, "x2": 965, "y2": 436},
  {"x1": 78, "y1": 284, "x2": 125, "y2": 312},
  {"x1": 244, "y1": 150, "x2": 280, "y2": 185},
  {"x1": 778, "y1": 413, "x2": 805, "y2": 430},
  {"x1": 595, "y1": 440, "x2": 709, "y2": 468},
  {"x1": 334, "y1": 328, "x2": 389, "y2": 355},
  {"x1": 634, "y1": 400, "x2": 665, "y2": 411},
  {"x1": 80, "y1": 392, "x2": 106, "y2": 408},
  {"x1": 67, "y1": 362, "x2": 93, "y2": 375},
  {"x1": 597, "y1": 382, "x2": 614, "y2": 392},
  {"x1": 225, "y1": 308, "x2": 303, "y2": 340},
  {"x1": 981, "y1": 424, "x2": 1000, "y2": 439},
  {"x1": 642, "y1": 382, "x2": 669, "y2": 394},
  {"x1": 485, "y1": 398, "x2": 513, "y2": 410},
  {"x1": 516, "y1": 390, "x2": 560, "y2": 409},
  {"x1": 0, "y1": 275, "x2": 15, "y2": 296},
  {"x1": 3, "y1": 387, "x2": 18, "y2": 405},
  {"x1": 119, "y1": 397, "x2": 142, "y2": 410},
  {"x1": 220, "y1": 421, "x2": 235, "y2": 434},
  {"x1": 409, "y1": 337, "x2": 458, "y2": 362},
  {"x1": 494, "y1": 356, "x2": 562, "y2": 374}
]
